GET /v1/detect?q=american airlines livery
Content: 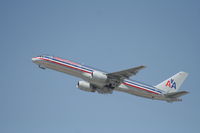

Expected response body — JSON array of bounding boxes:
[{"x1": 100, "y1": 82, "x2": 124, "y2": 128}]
[{"x1": 32, "y1": 55, "x2": 189, "y2": 102}]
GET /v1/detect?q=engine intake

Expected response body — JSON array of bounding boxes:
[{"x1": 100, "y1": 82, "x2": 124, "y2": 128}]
[{"x1": 76, "y1": 81, "x2": 95, "y2": 92}]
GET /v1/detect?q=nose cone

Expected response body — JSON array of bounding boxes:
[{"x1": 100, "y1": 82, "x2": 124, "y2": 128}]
[{"x1": 32, "y1": 57, "x2": 40, "y2": 63}]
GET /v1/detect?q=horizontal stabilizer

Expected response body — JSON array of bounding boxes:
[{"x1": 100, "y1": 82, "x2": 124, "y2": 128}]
[{"x1": 165, "y1": 91, "x2": 189, "y2": 98}]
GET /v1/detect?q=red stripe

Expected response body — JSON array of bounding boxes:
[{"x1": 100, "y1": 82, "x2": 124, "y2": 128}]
[
  {"x1": 123, "y1": 82, "x2": 159, "y2": 95},
  {"x1": 38, "y1": 57, "x2": 92, "y2": 74}
]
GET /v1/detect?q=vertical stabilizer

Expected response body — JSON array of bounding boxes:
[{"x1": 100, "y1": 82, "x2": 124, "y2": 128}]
[{"x1": 155, "y1": 72, "x2": 188, "y2": 93}]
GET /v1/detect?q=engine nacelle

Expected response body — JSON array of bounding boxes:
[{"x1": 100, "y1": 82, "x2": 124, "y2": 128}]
[
  {"x1": 92, "y1": 71, "x2": 107, "y2": 83},
  {"x1": 76, "y1": 81, "x2": 95, "y2": 92}
]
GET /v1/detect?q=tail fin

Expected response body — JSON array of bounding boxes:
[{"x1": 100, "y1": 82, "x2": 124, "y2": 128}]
[{"x1": 155, "y1": 72, "x2": 188, "y2": 93}]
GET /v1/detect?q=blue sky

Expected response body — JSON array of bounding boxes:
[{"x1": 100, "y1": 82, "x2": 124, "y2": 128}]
[{"x1": 0, "y1": 0, "x2": 200, "y2": 133}]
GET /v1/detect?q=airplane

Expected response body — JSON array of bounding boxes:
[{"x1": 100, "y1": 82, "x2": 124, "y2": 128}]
[{"x1": 32, "y1": 55, "x2": 189, "y2": 102}]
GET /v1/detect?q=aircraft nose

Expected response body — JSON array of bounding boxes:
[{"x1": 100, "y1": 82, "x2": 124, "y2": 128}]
[{"x1": 32, "y1": 57, "x2": 39, "y2": 63}]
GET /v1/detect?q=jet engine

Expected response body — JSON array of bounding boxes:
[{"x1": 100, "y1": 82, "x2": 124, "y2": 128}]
[
  {"x1": 76, "y1": 81, "x2": 95, "y2": 92},
  {"x1": 92, "y1": 71, "x2": 107, "y2": 83}
]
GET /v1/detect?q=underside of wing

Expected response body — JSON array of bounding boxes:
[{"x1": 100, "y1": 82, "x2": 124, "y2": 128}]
[{"x1": 107, "y1": 65, "x2": 146, "y2": 79}]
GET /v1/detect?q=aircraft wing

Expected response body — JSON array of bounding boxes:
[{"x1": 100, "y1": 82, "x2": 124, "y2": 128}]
[
  {"x1": 107, "y1": 65, "x2": 146, "y2": 80},
  {"x1": 165, "y1": 91, "x2": 189, "y2": 98}
]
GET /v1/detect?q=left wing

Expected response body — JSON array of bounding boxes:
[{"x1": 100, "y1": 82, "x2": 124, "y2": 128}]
[{"x1": 107, "y1": 65, "x2": 146, "y2": 80}]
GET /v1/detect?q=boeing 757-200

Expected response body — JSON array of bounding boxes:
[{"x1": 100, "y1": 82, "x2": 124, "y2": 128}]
[{"x1": 32, "y1": 55, "x2": 189, "y2": 102}]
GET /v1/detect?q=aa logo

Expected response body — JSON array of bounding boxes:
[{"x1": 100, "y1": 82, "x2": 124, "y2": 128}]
[{"x1": 165, "y1": 79, "x2": 176, "y2": 89}]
